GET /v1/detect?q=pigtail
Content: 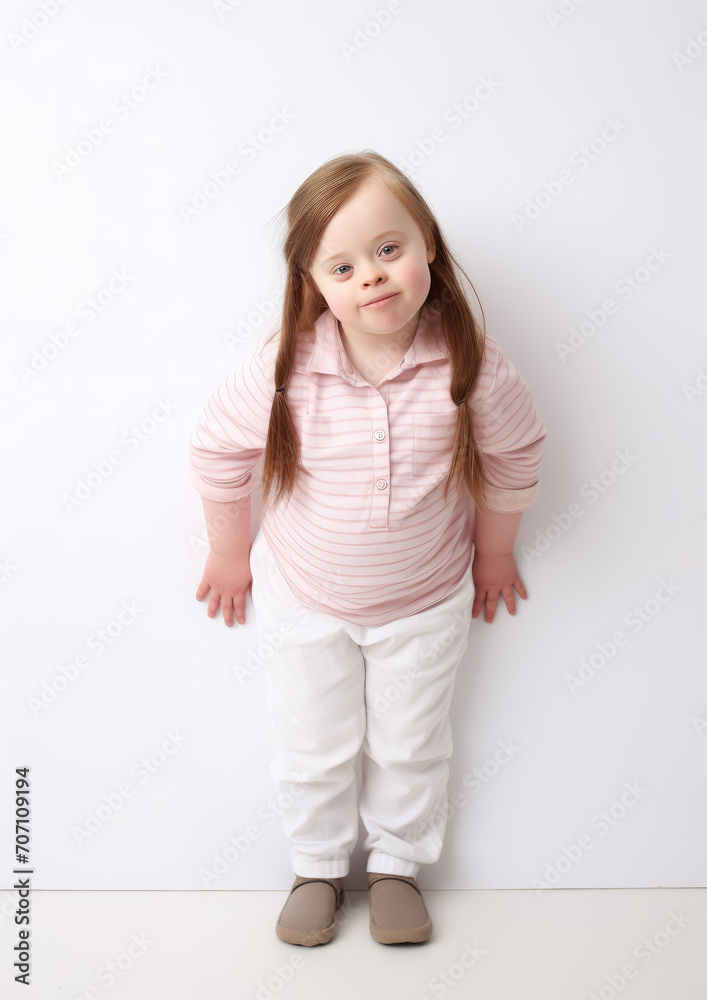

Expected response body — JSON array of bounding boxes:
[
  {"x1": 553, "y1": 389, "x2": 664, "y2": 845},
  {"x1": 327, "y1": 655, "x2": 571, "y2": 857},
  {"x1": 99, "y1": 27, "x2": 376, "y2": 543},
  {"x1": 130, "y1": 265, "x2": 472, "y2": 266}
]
[
  {"x1": 259, "y1": 269, "x2": 306, "y2": 511},
  {"x1": 428, "y1": 243, "x2": 494, "y2": 511}
]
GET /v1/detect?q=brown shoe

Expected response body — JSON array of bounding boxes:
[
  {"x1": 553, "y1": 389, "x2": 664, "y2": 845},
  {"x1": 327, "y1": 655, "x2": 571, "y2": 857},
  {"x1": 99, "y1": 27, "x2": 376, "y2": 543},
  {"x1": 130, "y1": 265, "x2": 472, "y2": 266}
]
[
  {"x1": 367, "y1": 872, "x2": 433, "y2": 944},
  {"x1": 275, "y1": 875, "x2": 346, "y2": 946}
]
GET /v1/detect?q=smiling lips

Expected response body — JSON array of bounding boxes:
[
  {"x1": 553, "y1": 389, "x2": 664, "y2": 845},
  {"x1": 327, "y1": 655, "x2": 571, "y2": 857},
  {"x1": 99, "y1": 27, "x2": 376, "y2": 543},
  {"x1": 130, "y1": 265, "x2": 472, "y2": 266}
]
[{"x1": 363, "y1": 292, "x2": 399, "y2": 308}]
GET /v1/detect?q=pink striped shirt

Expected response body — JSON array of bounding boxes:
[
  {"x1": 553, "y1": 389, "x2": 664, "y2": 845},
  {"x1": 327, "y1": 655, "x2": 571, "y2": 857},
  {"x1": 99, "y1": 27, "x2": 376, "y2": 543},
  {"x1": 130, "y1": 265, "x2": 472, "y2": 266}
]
[{"x1": 189, "y1": 302, "x2": 548, "y2": 626}]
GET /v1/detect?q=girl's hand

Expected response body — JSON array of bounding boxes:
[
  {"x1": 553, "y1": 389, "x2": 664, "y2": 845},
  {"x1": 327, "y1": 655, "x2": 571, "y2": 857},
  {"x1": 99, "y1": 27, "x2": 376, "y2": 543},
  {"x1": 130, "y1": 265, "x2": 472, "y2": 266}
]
[
  {"x1": 196, "y1": 550, "x2": 252, "y2": 627},
  {"x1": 471, "y1": 550, "x2": 527, "y2": 623}
]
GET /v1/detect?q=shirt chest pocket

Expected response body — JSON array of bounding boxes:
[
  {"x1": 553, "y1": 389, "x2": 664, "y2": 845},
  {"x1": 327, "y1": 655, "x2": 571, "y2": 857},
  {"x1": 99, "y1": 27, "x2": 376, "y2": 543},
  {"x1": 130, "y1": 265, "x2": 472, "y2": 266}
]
[{"x1": 411, "y1": 410, "x2": 458, "y2": 479}]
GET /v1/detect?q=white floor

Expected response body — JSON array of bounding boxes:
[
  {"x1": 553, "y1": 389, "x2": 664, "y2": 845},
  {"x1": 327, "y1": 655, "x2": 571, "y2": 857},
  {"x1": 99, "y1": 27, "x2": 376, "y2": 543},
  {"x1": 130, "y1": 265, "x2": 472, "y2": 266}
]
[{"x1": 3, "y1": 888, "x2": 706, "y2": 999}]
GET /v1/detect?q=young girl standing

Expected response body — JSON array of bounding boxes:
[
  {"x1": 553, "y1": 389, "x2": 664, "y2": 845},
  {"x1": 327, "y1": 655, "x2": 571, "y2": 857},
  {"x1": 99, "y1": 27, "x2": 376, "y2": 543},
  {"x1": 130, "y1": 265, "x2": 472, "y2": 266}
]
[{"x1": 189, "y1": 150, "x2": 548, "y2": 947}]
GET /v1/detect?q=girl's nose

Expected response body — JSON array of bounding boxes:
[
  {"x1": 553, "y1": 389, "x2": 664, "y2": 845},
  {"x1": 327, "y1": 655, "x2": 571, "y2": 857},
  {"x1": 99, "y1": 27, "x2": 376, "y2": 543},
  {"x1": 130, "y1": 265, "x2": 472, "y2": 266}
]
[{"x1": 361, "y1": 269, "x2": 386, "y2": 287}]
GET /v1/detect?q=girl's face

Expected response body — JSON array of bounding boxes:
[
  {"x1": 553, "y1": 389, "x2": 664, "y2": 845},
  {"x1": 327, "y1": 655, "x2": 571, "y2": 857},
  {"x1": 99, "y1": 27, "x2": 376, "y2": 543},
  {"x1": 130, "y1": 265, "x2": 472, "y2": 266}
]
[{"x1": 308, "y1": 177, "x2": 435, "y2": 340}]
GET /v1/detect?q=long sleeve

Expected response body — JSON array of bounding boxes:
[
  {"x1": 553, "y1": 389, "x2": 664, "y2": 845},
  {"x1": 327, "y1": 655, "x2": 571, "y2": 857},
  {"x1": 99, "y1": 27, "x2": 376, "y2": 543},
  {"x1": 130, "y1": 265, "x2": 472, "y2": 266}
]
[
  {"x1": 469, "y1": 336, "x2": 548, "y2": 513},
  {"x1": 188, "y1": 333, "x2": 278, "y2": 502}
]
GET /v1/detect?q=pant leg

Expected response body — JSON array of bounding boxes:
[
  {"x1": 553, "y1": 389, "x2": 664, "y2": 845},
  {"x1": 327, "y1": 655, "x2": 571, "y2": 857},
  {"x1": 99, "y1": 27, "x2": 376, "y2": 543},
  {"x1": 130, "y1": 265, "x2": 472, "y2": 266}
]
[
  {"x1": 356, "y1": 560, "x2": 475, "y2": 877},
  {"x1": 249, "y1": 530, "x2": 366, "y2": 879}
]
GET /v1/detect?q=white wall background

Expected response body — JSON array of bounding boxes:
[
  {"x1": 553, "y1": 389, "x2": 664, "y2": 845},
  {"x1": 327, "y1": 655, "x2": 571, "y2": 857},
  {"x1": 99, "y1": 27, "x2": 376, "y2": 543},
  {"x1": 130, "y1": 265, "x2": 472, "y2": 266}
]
[{"x1": 2, "y1": 0, "x2": 706, "y2": 894}]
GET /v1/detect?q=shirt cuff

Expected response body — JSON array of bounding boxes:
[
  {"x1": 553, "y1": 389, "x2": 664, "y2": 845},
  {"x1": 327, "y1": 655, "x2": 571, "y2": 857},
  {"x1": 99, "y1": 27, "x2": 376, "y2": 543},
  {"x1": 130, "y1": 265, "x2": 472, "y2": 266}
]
[
  {"x1": 481, "y1": 478, "x2": 541, "y2": 513},
  {"x1": 189, "y1": 468, "x2": 253, "y2": 503}
]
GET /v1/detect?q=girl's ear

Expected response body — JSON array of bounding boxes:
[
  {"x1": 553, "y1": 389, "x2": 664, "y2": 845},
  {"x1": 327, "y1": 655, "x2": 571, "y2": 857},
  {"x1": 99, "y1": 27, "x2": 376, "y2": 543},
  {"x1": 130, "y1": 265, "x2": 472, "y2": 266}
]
[{"x1": 426, "y1": 244, "x2": 436, "y2": 265}]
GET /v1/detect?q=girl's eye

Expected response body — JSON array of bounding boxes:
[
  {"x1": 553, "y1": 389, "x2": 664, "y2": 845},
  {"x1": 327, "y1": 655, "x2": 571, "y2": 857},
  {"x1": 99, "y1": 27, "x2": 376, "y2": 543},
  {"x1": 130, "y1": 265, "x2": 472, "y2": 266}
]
[{"x1": 332, "y1": 245, "x2": 399, "y2": 276}]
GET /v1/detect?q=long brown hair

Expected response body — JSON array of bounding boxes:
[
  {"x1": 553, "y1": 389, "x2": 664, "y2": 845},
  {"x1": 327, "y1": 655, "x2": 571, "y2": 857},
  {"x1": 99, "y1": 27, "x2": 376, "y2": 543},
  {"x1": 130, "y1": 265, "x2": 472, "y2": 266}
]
[{"x1": 259, "y1": 150, "x2": 494, "y2": 513}]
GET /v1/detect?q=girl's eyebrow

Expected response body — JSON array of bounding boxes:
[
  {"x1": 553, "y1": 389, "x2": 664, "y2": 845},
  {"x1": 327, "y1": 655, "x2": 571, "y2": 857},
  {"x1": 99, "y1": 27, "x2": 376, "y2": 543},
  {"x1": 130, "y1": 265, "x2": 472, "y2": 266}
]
[{"x1": 319, "y1": 230, "x2": 406, "y2": 269}]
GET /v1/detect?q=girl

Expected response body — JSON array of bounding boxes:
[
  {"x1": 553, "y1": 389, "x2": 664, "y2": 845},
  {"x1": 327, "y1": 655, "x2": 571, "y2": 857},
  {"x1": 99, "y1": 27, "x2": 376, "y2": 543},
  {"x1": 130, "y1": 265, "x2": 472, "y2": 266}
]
[{"x1": 189, "y1": 150, "x2": 548, "y2": 946}]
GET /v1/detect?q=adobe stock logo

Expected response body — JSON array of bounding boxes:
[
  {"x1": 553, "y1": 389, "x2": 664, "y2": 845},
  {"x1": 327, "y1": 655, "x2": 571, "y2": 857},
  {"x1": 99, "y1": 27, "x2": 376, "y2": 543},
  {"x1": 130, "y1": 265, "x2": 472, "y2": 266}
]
[
  {"x1": 61, "y1": 398, "x2": 178, "y2": 512},
  {"x1": 521, "y1": 450, "x2": 637, "y2": 563},
  {"x1": 681, "y1": 368, "x2": 707, "y2": 404},
  {"x1": 564, "y1": 577, "x2": 682, "y2": 693},
  {"x1": 340, "y1": 1, "x2": 404, "y2": 61},
  {"x1": 222, "y1": 289, "x2": 283, "y2": 351},
  {"x1": 71, "y1": 730, "x2": 189, "y2": 847},
  {"x1": 8, "y1": 0, "x2": 73, "y2": 53},
  {"x1": 394, "y1": 75, "x2": 502, "y2": 176},
  {"x1": 673, "y1": 19, "x2": 707, "y2": 73},
  {"x1": 511, "y1": 117, "x2": 628, "y2": 233},
  {"x1": 17, "y1": 269, "x2": 135, "y2": 384},
  {"x1": 545, "y1": 0, "x2": 589, "y2": 29},
  {"x1": 588, "y1": 910, "x2": 692, "y2": 1000},
  {"x1": 554, "y1": 246, "x2": 673, "y2": 361},
  {"x1": 212, "y1": 0, "x2": 247, "y2": 17},
  {"x1": 178, "y1": 109, "x2": 295, "y2": 224},
  {"x1": 531, "y1": 781, "x2": 648, "y2": 895},
  {"x1": 51, "y1": 68, "x2": 168, "y2": 181}
]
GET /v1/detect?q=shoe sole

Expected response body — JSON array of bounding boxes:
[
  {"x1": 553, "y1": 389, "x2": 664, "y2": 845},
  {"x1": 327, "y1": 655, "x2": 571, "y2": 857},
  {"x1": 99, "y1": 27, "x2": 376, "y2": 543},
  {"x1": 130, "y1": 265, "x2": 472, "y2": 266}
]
[{"x1": 369, "y1": 911, "x2": 433, "y2": 944}]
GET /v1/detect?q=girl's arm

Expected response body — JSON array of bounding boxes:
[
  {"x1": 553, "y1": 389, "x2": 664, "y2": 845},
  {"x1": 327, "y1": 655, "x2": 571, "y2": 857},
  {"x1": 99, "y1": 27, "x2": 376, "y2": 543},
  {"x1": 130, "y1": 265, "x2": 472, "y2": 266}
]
[
  {"x1": 473, "y1": 506, "x2": 523, "y2": 557},
  {"x1": 471, "y1": 507, "x2": 527, "y2": 624},
  {"x1": 201, "y1": 495, "x2": 251, "y2": 554},
  {"x1": 196, "y1": 495, "x2": 253, "y2": 626},
  {"x1": 468, "y1": 336, "x2": 548, "y2": 623}
]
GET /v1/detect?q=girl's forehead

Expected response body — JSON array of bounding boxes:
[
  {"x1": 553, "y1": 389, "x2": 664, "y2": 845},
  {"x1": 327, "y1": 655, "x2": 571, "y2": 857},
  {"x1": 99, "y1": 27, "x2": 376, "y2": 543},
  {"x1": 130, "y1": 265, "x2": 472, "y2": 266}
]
[
  {"x1": 318, "y1": 199, "x2": 419, "y2": 245},
  {"x1": 331, "y1": 181, "x2": 403, "y2": 219}
]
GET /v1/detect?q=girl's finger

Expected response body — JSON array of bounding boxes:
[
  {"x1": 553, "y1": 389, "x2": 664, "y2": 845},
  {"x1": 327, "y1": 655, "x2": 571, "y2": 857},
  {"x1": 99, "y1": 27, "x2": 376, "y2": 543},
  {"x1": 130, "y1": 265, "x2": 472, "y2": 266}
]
[
  {"x1": 502, "y1": 586, "x2": 516, "y2": 615},
  {"x1": 471, "y1": 590, "x2": 486, "y2": 618},
  {"x1": 484, "y1": 592, "x2": 499, "y2": 621},
  {"x1": 221, "y1": 595, "x2": 234, "y2": 626}
]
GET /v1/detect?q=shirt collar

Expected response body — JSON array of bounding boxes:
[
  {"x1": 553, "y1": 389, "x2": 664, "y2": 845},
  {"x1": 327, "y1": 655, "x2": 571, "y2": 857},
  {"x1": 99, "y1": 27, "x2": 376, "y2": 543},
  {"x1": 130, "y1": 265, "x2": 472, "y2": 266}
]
[{"x1": 304, "y1": 302, "x2": 448, "y2": 384}]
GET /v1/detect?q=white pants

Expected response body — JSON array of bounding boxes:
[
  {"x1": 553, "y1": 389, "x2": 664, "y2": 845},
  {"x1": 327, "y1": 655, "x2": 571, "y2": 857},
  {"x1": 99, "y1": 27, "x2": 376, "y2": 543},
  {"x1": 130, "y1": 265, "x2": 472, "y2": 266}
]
[{"x1": 249, "y1": 529, "x2": 474, "y2": 879}]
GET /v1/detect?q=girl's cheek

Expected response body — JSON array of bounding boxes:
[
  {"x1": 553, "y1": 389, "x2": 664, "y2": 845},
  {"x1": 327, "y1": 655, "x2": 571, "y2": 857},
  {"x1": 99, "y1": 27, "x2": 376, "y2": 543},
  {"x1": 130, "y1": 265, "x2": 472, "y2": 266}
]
[
  {"x1": 324, "y1": 291, "x2": 347, "y2": 315},
  {"x1": 397, "y1": 261, "x2": 431, "y2": 297},
  {"x1": 397, "y1": 260, "x2": 425, "y2": 283},
  {"x1": 315, "y1": 284, "x2": 337, "y2": 308}
]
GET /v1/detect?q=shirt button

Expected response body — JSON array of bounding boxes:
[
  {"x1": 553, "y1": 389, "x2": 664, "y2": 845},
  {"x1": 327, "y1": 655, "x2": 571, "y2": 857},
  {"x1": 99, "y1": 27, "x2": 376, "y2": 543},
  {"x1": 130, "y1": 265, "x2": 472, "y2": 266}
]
[
  {"x1": 374, "y1": 429, "x2": 386, "y2": 441},
  {"x1": 375, "y1": 479, "x2": 388, "y2": 490}
]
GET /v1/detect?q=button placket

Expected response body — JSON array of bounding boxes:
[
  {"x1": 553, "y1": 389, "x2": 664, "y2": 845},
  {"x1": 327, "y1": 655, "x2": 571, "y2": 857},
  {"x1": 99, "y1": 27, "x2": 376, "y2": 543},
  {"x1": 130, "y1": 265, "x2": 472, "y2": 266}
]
[{"x1": 370, "y1": 400, "x2": 390, "y2": 529}]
